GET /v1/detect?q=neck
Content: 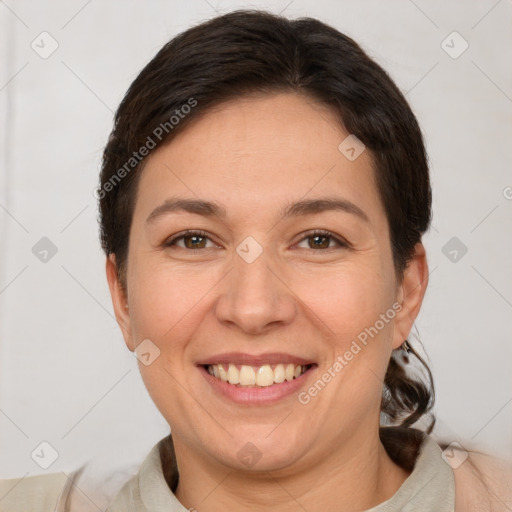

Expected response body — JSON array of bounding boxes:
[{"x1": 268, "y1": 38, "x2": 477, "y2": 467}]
[{"x1": 172, "y1": 426, "x2": 412, "y2": 512}]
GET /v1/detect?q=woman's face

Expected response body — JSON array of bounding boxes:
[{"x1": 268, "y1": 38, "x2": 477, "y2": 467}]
[{"x1": 107, "y1": 92, "x2": 426, "y2": 473}]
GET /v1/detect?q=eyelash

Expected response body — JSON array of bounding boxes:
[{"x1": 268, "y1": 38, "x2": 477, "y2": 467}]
[{"x1": 163, "y1": 229, "x2": 348, "y2": 251}]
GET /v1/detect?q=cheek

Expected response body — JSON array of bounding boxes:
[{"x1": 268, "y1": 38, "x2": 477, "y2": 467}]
[
  {"x1": 292, "y1": 262, "x2": 397, "y2": 347},
  {"x1": 128, "y1": 247, "x2": 397, "y2": 359},
  {"x1": 127, "y1": 264, "x2": 212, "y2": 426},
  {"x1": 128, "y1": 257, "x2": 213, "y2": 345}
]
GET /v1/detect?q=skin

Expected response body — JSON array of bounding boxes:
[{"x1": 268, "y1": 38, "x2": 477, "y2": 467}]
[{"x1": 106, "y1": 92, "x2": 429, "y2": 511}]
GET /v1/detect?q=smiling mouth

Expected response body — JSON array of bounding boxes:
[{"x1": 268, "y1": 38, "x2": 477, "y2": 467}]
[{"x1": 203, "y1": 363, "x2": 315, "y2": 387}]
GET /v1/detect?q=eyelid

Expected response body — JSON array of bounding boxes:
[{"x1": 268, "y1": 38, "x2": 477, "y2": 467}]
[
  {"x1": 163, "y1": 229, "x2": 349, "y2": 250},
  {"x1": 294, "y1": 229, "x2": 349, "y2": 249},
  {"x1": 164, "y1": 229, "x2": 219, "y2": 249}
]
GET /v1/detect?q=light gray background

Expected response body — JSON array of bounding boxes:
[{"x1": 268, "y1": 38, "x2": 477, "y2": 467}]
[{"x1": 1, "y1": 0, "x2": 511, "y2": 479}]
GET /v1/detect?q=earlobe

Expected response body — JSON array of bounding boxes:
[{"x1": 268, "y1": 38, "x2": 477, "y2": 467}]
[
  {"x1": 392, "y1": 243, "x2": 429, "y2": 349},
  {"x1": 105, "y1": 254, "x2": 134, "y2": 351}
]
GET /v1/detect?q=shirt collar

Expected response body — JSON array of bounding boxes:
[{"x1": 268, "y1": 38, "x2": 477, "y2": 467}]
[{"x1": 108, "y1": 428, "x2": 455, "y2": 512}]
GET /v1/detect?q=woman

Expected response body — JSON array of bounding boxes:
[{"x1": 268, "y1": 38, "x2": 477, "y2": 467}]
[{"x1": 1, "y1": 9, "x2": 510, "y2": 512}]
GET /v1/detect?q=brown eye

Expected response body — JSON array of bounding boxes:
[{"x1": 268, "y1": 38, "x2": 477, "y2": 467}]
[
  {"x1": 296, "y1": 230, "x2": 348, "y2": 250},
  {"x1": 182, "y1": 234, "x2": 207, "y2": 249},
  {"x1": 308, "y1": 234, "x2": 331, "y2": 249},
  {"x1": 164, "y1": 230, "x2": 214, "y2": 250}
]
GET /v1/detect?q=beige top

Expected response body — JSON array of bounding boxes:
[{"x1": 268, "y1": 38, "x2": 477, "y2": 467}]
[{"x1": 0, "y1": 429, "x2": 457, "y2": 511}]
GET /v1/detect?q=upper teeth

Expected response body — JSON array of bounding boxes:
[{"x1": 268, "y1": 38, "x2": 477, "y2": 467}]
[{"x1": 207, "y1": 363, "x2": 306, "y2": 387}]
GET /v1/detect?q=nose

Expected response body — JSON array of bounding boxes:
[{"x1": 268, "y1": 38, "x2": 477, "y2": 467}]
[{"x1": 214, "y1": 243, "x2": 297, "y2": 335}]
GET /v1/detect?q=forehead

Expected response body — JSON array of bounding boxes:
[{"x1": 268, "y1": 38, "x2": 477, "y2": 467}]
[{"x1": 133, "y1": 92, "x2": 386, "y2": 227}]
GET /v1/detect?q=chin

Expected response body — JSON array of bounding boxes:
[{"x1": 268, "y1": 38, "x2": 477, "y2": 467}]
[{"x1": 208, "y1": 426, "x2": 308, "y2": 473}]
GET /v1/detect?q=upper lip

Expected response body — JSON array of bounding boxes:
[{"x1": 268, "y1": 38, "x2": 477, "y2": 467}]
[{"x1": 197, "y1": 352, "x2": 315, "y2": 367}]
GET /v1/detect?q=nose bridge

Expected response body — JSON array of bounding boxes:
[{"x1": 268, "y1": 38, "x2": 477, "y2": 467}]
[{"x1": 215, "y1": 235, "x2": 296, "y2": 333}]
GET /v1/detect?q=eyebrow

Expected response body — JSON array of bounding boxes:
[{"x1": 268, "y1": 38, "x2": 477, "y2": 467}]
[{"x1": 145, "y1": 196, "x2": 370, "y2": 225}]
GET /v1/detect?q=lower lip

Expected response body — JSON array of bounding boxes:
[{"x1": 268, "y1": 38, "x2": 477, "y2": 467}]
[{"x1": 199, "y1": 365, "x2": 317, "y2": 405}]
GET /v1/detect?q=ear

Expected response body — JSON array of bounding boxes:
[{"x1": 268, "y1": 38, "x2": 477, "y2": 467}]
[
  {"x1": 105, "y1": 254, "x2": 134, "y2": 352},
  {"x1": 392, "y1": 243, "x2": 429, "y2": 350}
]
